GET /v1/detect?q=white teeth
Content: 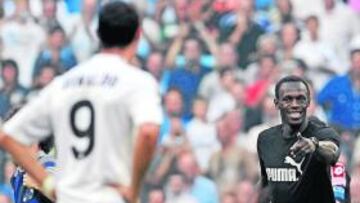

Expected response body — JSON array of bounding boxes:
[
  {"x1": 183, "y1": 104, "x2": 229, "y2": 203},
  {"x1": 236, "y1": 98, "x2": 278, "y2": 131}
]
[{"x1": 289, "y1": 112, "x2": 301, "y2": 118}]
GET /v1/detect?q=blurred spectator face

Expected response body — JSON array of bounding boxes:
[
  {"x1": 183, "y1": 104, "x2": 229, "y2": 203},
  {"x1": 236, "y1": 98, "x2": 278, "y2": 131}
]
[
  {"x1": 217, "y1": 118, "x2": 232, "y2": 145},
  {"x1": 220, "y1": 69, "x2": 236, "y2": 91},
  {"x1": 226, "y1": 109, "x2": 242, "y2": 134},
  {"x1": 221, "y1": 192, "x2": 237, "y2": 203},
  {"x1": 238, "y1": 0, "x2": 253, "y2": 17},
  {"x1": 0, "y1": 194, "x2": 10, "y2": 203},
  {"x1": 258, "y1": 35, "x2": 278, "y2": 56},
  {"x1": 164, "y1": 89, "x2": 183, "y2": 116},
  {"x1": 14, "y1": 0, "x2": 29, "y2": 16},
  {"x1": 168, "y1": 174, "x2": 186, "y2": 194},
  {"x1": 230, "y1": 82, "x2": 246, "y2": 104},
  {"x1": 49, "y1": 29, "x2": 66, "y2": 50},
  {"x1": 2, "y1": 63, "x2": 17, "y2": 84},
  {"x1": 236, "y1": 180, "x2": 256, "y2": 203},
  {"x1": 217, "y1": 110, "x2": 242, "y2": 145},
  {"x1": 259, "y1": 56, "x2": 276, "y2": 78},
  {"x1": 323, "y1": 0, "x2": 335, "y2": 10},
  {"x1": 306, "y1": 16, "x2": 319, "y2": 39},
  {"x1": 175, "y1": 0, "x2": 189, "y2": 21},
  {"x1": 36, "y1": 66, "x2": 56, "y2": 87},
  {"x1": 42, "y1": 0, "x2": 57, "y2": 18},
  {"x1": 184, "y1": 39, "x2": 201, "y2": 63},
  {"x1": 177, "y1": 152, "x2": 199, "y2": 181},
  {"x1": 277, "y1": 0, "x2": 292, "y2": 15},
  {"x1": 146, "y1": 52, "x2": 164, "y2": 78},
  {"x1": 351, "y1": 50, "x2": 360, "y2": 74},
  {"x1": 192, "y1": 98, "x2": 208, "y2": 120},
  {"x1": 281, "y1": 23, "x2": 298, "y2": 48},
  {"x1": 148, "y1": 189, "x2": 165, "y2": 203},
  {"x1": 218, "y1": 43, "x2": 237, "y2": 67},
  {"x1": 263, "y1": 94, "x2": 278, "y2": 118}
]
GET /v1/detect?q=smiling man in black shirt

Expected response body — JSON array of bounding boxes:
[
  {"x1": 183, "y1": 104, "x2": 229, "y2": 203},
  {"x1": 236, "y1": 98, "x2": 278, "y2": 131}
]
[{"x1": 257, "y1": 75, "x2": 340, "y2": 203}]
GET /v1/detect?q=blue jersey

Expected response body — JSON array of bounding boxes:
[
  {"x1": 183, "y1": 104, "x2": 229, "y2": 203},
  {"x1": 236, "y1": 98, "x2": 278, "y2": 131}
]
[{"x1": 11, "y1": 152, "x2": 56, "y2": 203}]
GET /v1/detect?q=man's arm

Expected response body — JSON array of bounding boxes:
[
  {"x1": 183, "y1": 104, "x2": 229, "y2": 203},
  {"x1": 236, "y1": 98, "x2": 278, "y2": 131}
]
[
  {"x1": 131, "y1": 123, "x2": 159, "y2": 203},
  {"x1": 316, "y1": 140, "x2": 340, "y2": 165},
  {"x1": 290, "y1": 135, "x2": 340, "y2": 165},
  {"x1": 0, "y1": 132, "x2": 49, "y2": 187}
]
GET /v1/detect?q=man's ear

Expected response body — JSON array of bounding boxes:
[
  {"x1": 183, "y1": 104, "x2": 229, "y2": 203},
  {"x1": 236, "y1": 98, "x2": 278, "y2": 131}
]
[{"x1": 274, "y1": 98, "x2": 279, "y2": 109}]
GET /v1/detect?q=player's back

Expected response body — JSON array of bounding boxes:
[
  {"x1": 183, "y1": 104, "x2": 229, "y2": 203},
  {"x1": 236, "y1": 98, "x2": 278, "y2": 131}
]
[{"x1": 47, "y1": 53, "x2": 161, "y2": 203}]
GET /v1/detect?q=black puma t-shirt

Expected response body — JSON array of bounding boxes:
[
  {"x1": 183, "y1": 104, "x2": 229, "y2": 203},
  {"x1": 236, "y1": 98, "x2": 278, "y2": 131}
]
[{"x1": 257, "y1": 119, "x2": 340, "y2": 203}]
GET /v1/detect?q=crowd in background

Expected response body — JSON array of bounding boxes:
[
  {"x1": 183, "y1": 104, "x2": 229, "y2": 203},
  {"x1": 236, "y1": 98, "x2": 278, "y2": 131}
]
[{"x1": 0, "y1": 0, "x2": 360, "y2": 202}]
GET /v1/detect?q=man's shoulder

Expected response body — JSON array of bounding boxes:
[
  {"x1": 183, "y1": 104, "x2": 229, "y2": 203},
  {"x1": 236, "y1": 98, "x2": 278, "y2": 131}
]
[
  {"x1": 259, "y1": 124, "x2": 282, "y2": 138},
  {"x1": 325, "y1": 74, "x2": 349, "y2": 87},
  {"x1": 306, "y1": 117, "x2": 340, "y2": 144}
]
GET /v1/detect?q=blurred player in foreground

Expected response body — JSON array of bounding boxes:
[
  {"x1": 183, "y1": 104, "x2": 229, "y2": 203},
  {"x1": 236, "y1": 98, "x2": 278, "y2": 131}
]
[
  {"x1": 257, "y1": 75, "x2": 340, "y2": 202},
  {"x1": 0, "y1": 1, "x2": 162, "y2": 203}
]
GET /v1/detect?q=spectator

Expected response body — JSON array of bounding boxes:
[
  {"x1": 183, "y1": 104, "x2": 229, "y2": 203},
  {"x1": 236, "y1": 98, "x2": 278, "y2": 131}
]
[
  {"x1": 208, "y1": 109, "x2": 259, "y2": 192},
  {"x1": 0, "y1": 59, "x2": 27, "y2": 120},
  {"x1": 0, "y1": 0, "x2": 46, "y2": 87},
  {"x1": 269, "y1": 0, "x2": 296, "y2": 31},
  {"x1": 148, "y1": 188, "x2": 166, "y2": 203},
  {"x1": 164, "y1": 173, "x2": 198, "y2": 203},
  {"x1": 220, "y1": 191, "x2": 237, "y2": 203},
  {"x1": 318, "y1": 0, "x2": 360, "y2": 69},
  {"x1": 167, "y1": 37, "x2": 211, "y2": 119},
  {"x1": 33, "y1": 25, "x2": 77, "y2": 81},
  {"x1": 318, "y1": 49, "x2": 360, "y2": 132},
  {"x1": 186, "y1": 96, "x2": 220, "y2": 172},
  {"x1": 235, "y1": 179, "x2": 258, "y2": 203},
  {"x1": 245, "y1": 54, "x2": 279, "y2": 107},
  {"x1": 160, "y1": 88, "x2": 188, "y2": 142},
  {"x1": 177, "y1": 151, "x2": 219, "y2": 203},
  {"x1": 27, "y1": 63, "x2": 58, "y2": 102},
  {"x1": 70, "y1": 0, "x2": 98, "y2": 62},
  {"x1": 199, "y1": 42, "x2": 244, "y2": 101},
  {"x1": 242, "y1": 93, "x2": 280, "y2": 154},
  {"x1": 219, "y1": 0, "x2": 265, "y2": 68},
  {"x1": 206, "y1": 67, "x2": 237, "y2": 122},
  {"x1": 37, "y1": 0, "x2": 61, "y2": 30},
  {"x1": 293, "y1": 15, "x2": 340, "y2": 91},
  {"x1": 276, "y1": 22, "x2": 300, "y2": 65},
  {"x1": 145, "y1": 51, "x2": 170, "y2": 96}
]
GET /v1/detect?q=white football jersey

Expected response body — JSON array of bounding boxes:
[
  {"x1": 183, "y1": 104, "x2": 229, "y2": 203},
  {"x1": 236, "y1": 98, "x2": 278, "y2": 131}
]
[{"x1": 3, "y1": 53, "x2": 163, "y2": 203}]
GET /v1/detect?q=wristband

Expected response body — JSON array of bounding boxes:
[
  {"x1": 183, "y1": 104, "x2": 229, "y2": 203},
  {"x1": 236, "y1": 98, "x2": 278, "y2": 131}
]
[
  {"x1": 310, "y1": 137, "x2": 319, "y2": 150},
  {"x1": 41, "y1": 175, "x2": 55, "y2": 198}
]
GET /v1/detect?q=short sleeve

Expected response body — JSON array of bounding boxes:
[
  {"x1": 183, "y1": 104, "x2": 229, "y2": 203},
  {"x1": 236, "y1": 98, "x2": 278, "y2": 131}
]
[
  {"x1": 316, "y1": 127, "x2": 341, "y2": 147},
  {"x1": 3, "y1": 85, "x2": 53, "y2": 146},
  {"x1": 128, "y1": 75, "x2": 163, "y2": 126}
]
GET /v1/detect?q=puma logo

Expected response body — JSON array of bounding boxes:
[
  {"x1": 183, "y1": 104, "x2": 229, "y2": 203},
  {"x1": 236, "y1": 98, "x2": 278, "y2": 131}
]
[{"x1": 284, "y1": 156, "x2": 305, "y2": 175}]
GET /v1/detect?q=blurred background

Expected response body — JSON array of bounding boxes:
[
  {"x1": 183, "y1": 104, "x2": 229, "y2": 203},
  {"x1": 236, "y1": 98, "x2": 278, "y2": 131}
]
[{"x1": 0, "y1": 0, "x2": 360, "y2": 202}]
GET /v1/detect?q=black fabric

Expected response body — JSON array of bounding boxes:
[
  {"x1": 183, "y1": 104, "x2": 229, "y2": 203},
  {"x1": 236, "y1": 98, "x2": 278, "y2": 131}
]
[{"x1": 257, "y1": 118, "x2": 340, "y2": 203}]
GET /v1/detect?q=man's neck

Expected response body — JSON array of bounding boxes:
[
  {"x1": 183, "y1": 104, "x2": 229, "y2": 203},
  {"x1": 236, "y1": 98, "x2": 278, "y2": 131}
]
[
  {"x1": 100, "y1": 47, "x2": 134, "y2": 63},
  {"x1": 282, "y1": 118, "x2": 309, "y2": 139}
]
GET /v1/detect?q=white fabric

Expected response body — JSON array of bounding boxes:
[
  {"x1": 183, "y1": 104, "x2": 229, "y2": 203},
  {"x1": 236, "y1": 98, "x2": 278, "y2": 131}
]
[
  {"x1": 3, "y1": 53, "x2": 163, "y2": 203},
  {"x1": 0, "y1": 20, "x2": 46, "y2": 87},
  {"x1": 186, "y1": 118, "x2": 220, "y2": 171},
  {"x1": 318, "y1": 2, "x2": 360, "y2": 69}
]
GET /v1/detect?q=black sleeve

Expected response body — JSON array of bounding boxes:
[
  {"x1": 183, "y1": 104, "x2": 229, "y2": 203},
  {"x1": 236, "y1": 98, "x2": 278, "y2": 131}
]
[
  {"x1": 257, "y1": 134, "x2": 268, "y2": 187},
  {"x1": 315, "y1": 127, "x2": 341, "y2": 147}
]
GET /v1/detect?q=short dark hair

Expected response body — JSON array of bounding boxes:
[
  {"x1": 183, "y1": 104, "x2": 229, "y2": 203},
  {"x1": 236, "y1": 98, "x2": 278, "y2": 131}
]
[
  {"x1": 350, "y1": 49, "x2": 360, "y2": 58},
  {"x1": 274, "y1": 75, "x2": 310, "y2": 99},
  {"x1": 97, "y1": 1, "x2": 139, "y2": 48},
  {"x1": 48, "y1": 25, "x2": 65, "y2": 35},
  {"x1": 1, "y1": 59, "x2": 19, "y2": 78}
]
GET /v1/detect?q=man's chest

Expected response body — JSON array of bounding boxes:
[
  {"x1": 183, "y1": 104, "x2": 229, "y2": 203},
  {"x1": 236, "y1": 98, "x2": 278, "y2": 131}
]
[{"x1": 260, "y1": 137, "x2": 308, "y2": 182}]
